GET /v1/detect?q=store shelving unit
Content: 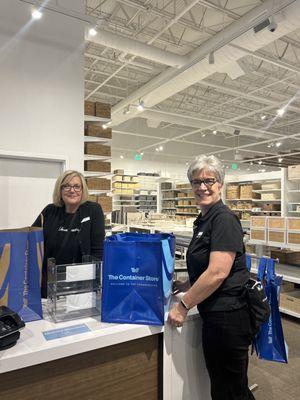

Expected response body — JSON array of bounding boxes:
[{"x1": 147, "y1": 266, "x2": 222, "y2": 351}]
[{"x1": 84, "y1": 101, "x2": 112, "y2": 224}]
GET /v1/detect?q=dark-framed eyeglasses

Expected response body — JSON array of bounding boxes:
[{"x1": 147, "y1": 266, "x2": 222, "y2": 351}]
[
  {"x1": 190, "y1": 178, "x2": 218, "y2": 188},
  {"x1": 61, "y1": 184, "x2": 82, "y2": 192}
]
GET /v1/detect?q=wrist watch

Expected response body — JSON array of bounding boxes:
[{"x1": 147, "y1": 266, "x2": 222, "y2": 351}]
[{"x1": 180, "y1": 298, "x2": 190, "y2": 311}]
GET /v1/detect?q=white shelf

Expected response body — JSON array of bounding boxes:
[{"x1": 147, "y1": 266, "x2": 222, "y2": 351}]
[
  {"x1": 252, "y1": 189, "x2": 281, "y2": 193},
  {"x1": 162, "y1": 207, "x2": 176, "y2": 210},
  {"x1": 288, "y1": 202, "x2": 300, "y2": 205},
  {"x1": 288, "y1": 190, "x2": 300, "y2": 193},
  {"x1": 176, "y1": 205, "x2": 197, "y2": 208},
  {"x1": 84, "y1": 136, "x2": 111, "y2": 143},
  {"x1": 176, "y1": 197, "x2": 195, "y2": 201},
  {"x1": 279, "y1": 307, "x2": 300, "y2": 318},
  {"x1": 226, "y1": 198, "x2": 252, "y2": 201},
  {"x1": 89, "y1": 190, "x2": 111, "y2": 195},
  {"x1": 251, "y1": 263, "x2": 300, "y2": 284},
  {"x1": 288, "y1": 211, "x2": 300, "y2": 214},
  {"x1": 84, "y1": 154, "x2": 111, "y2": 161},
  {"x1": 251, "y1": 210, "x2": 281, "y2": 214},
  {"x1": 176, "y1": 212, "x2": 199, "y2": 215},
  {"x1": 84, "y1": 171, "x2": 112, "y2": 177},
  {"x1": 161, "y1": 189, "x2": 177, "y2": 192},
  {"x1": 253, "y1": 199, "x2": 281, "y2": 203},
  {"x1": 230, "y1": 208, "x2": 252, "y2": 212},
  {"x1": 84, "y1": 115, "x2": 111, "y2": 123},
  {"x1": 162, "y1": 198, "x2": 176, "y2": 201}
]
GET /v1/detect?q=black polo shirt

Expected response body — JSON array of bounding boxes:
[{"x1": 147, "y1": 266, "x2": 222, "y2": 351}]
[{"x1": 186, "y1": 200, "x2": 249, "y2": 312}]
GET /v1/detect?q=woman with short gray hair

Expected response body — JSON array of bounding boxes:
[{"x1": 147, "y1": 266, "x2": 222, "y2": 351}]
[{"x1": 168, "y1": 155, "x2": 254, "y2": 400}]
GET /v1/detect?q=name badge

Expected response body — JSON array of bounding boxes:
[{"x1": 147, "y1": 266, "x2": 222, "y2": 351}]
[{"x1": 81, "y1": 217, "x2": 90, "y2": 223}]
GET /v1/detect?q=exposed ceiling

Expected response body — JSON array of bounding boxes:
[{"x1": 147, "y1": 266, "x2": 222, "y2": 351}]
[{"x1": 84, "y1": 0, "x2": 300, "y2": 171}]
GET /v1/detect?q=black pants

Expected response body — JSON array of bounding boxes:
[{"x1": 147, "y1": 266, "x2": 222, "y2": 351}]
[{"x1": 201, "y1": 307, "x2": 255, "y2": 400}]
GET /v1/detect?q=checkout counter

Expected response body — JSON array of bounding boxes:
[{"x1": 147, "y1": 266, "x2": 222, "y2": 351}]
[{"x1": 0, "y1": 302, "x2": 210, "y2": 400}]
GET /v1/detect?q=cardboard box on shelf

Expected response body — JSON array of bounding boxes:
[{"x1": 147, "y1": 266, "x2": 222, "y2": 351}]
[
  {"x1": 280, "y1": 290, "x2": 300, "y2": 315},
  {"x1": 268, "y1": 230, "x2": 285, "y2": 244},
  {"x1": 268, "y1": 217, "x2": 285, "y2": 229},
  {"x1": 261, "y1": 182, "x2": 280, "y2": 190},
  {"x1": 84, "y1": 161, "x2": 111, "y2": 172},
  {"x1": 95, "y1": 102, "x2": 111, "y2": 118},
  {"x1": 86, "y1": 178, "x2": 111, "y2": 191},
  {"x1": 250, "y1": 229, "x2": 266, "y2": 242},
  {"x1": 270, "y1": 249, "x2": 300, "y2": 266},
  {"x1": 85, "y1": 125, "x2": 112, "y2": 139},
  {"x1": 261, "y1": 192, "x2": 280, "y2": 200},
  {"x1": 161, "y1": 182, "x2": 172, "y2": 190},
  {"x1": 84, "y1": 143, "x2": 111, "y2": 157},
  {"x1": 288, "y1": 165, "x2": 300, "y2": 180},
  {"x1": 251, "y1": 216, "x2": 267, "y2": 228},
  {"x1": 226, "y1": 185, "x2": 240, "y2": 199},
  {"x1": 287, "y1": 217, "x2": 300, "y2": 231},
  {"x1": 262, "y1": 203, "x2": 281, "y2": 211},
  {"x1": 287, "y1": 232, "x2": 300, "y2": 245},
  {"x1": 84, "y1": 101, "x2": 95, "y2": 116},
  {"x1": 240, "y1": 184, "x2": 252, "y2": 199}
]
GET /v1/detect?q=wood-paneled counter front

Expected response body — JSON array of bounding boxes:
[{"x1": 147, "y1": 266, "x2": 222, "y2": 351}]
[{"x1": 0, "y1": 317, "x2": 163, "y2": 400}]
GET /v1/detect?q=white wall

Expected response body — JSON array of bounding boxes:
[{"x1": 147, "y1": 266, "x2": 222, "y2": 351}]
[{"x1": 0, "y1": 0, "x2": 85, "y2": 228}]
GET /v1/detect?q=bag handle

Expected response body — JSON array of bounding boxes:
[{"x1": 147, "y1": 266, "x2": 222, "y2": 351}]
[
  {"x1": 266, "y1": 258, "x2": 276, "y2": 283},
  {"x1": 257, "y1": 257, "x2": 268, "y2": 282},
  {"x1": 246, "y1": 254, "x2": 251, "y2": 272}
]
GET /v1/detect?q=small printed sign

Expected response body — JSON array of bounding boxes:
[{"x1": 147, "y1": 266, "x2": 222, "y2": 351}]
[{"x1": 42, "y1": 323, "x2": 91, "y2": 341}]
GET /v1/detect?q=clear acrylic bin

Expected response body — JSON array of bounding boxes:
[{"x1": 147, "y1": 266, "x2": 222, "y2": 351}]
[{"x1": 47, "y1": 257, "x2": 101, "y2": 323}]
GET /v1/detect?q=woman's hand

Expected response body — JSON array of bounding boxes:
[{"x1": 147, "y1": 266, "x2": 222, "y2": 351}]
[{"x1": 167, "y1": 302, "x2": 188, "y2": 328}]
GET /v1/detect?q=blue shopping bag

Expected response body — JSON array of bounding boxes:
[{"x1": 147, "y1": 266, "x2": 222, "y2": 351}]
[
  {"x1": 101, "y1": 232, "x2": 175, "y2": 326},
  {"x1": 254, "y1": 257, "x2": 288, "y2": 363},
  {"x1": 0, "y1": 227, "x2": 43, "y2": 322}
]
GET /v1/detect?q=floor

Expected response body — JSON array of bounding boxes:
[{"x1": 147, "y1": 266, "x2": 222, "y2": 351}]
[{"x1": 248, "y1": 316, "x2": 300, "y2": 400}]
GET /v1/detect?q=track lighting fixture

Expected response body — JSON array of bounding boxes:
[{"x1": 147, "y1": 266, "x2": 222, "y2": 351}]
[
  {"x1": 208, "y1": 52, "x2": 215, "y2": 65},
  {"x1": 137, "y1": 100, "x2": 144, "y2": 111}
]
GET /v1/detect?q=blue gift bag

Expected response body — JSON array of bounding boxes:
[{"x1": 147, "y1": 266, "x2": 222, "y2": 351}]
[
  {"x1": 254, "y1": 257, "x2": 288, "y2": 363},
  {"x1": 0, "y1": 227, "x2": 43, "y2": 322},
  {"x1": 101, "y1": 232, "x2": 175, "y2": 326}
]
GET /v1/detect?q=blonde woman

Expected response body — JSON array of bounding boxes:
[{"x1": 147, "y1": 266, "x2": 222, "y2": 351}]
[{"x1": 33, "y1": 170, "x2": 105, "y2": 297}]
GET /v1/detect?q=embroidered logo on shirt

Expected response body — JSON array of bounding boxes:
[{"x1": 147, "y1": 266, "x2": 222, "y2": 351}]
[{"x1": 81, "y1": 217, "x2": 90, "y2": 223}]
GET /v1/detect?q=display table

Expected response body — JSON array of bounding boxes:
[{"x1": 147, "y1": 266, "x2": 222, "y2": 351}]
[{"x1": 0, "y1": 306, "x2": 210, "y2": 400}]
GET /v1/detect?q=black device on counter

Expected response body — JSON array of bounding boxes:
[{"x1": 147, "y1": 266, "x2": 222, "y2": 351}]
[{"x1": 0, "y1": 306, "x2": 25, "y2": 350}]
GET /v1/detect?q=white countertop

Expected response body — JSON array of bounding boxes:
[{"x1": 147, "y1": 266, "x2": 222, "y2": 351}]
[{"x1": 0, "y1": 315, "x2": 163, "y2": 374}]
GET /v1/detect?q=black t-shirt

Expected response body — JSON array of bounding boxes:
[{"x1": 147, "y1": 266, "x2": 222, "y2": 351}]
[
  {"x1": 186, "y1": 199, "x2": 249, "y2": 312},
  {"x1": 53, "y1": 212, "x2": 82, "y2": 265}
]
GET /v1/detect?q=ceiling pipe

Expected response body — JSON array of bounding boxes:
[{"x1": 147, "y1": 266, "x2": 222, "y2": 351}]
[
  {"x1": 109, "y1": 0, "x2": 298, "y2": 126},
  {"x1": 86, "y1": 28, "x2": 187, "y2": 68}
]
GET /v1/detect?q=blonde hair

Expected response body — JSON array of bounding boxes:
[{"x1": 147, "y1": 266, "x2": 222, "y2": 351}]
[{"x1": 52, "y1": 170, "x2": 88, "y2": 207}]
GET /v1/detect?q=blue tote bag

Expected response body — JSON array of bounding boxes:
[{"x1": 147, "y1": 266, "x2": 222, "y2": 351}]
[
  {"x1": 254, "y1": 257, "x2": 288, "y2": 363},
  {"x1": 101, "y1": 232, "x2": 175, "y2": 326},
  {"x1": 0, "y1": 227, "x2": 43, "y2": 322}
]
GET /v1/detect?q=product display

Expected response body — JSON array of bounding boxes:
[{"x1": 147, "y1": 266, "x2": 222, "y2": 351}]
[{"x1": 47, "y1": 258, "x2": 101, "y2": 323}]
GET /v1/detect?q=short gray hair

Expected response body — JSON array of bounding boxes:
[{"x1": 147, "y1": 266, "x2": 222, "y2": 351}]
[
  {"x1": 53, "y1": 170, "x2": 89, "y2": 207},
  {"x1": 187, "y1": 155, "x2": 225, "y2": 184}
]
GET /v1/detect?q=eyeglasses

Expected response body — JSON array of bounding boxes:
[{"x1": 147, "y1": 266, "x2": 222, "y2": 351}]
[
  {"x1": 190, "y1": 178, "x2": 218, "y2": 188},
  {"x1": 61, "y1": 184, "x2": 82, "y2": 192}
]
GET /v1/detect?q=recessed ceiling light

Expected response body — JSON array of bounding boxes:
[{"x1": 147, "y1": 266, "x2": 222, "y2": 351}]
[
  {"x1": 278, "y1": 157, "x2": 283, "y2": 163},
  {"x1": 102, "y1": 124, "x2": 107, "y2": 129},
  {"x1": 155, "y1": 147, "x2": 159, "y2": 152},
  {"x1": 159, "y1": 145, "x2": 163, "y2": 151},
  {"x1": 201, "y1": 133, "x2": 206, "y2": 137},
  {"x1": 120, "y1": 155, "x2": 124, "y2": 159},
  {"x1": 276, "y1": 142, "x2": 282, "y2": 147},
  {"x1": 250, "y1": 162, "x2": 253, "y2": 165},
  {"x1": 32, "y1": 9, "x2": 42, "y2": 19},
  {"x1": 276, "y1": 107, "x2": 285, "y2": 117},
  {"x1": 140, "y1": 152, "x2": 144, "y2": 156},
  {"x1": 213, "y1": 130, "x2": 217, "y2": 134},
  {"x1": 258, "y1": 160, "x2": 263, "y2": 164},
  {"x1": 89, "y1": 27, "x2": 97, "y2": 36},
  {"x1": 261, "y1": 115, "x2": 266, "y2": 120}
]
